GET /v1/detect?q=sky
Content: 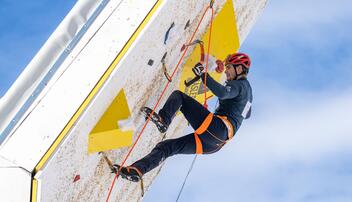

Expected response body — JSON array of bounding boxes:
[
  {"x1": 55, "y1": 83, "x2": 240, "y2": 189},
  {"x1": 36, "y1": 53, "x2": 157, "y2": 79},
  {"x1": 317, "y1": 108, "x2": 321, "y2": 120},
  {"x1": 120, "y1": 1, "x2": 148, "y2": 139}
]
[
  {"x1": 1, "y1": 0, "x2": 352, "y2": 202},
  {"x1": 144, "y1": 1, "x2": 352, "y2": 202}
]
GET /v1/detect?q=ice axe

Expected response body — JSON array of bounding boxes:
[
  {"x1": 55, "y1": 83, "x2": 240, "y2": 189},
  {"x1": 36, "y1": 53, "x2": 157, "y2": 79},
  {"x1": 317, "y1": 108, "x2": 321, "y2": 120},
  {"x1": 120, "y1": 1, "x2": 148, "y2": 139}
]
[
  {"x1": 183, "y1": 40, "x2": 225, "y2": 87},
  {"x1": 183, "y1": 40, "x2": 205, "y2": 87}
]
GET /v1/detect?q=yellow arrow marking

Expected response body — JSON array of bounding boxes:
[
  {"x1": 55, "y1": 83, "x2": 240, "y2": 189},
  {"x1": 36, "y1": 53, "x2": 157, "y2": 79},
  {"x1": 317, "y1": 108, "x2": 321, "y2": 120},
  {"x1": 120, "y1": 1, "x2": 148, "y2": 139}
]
[{"x1": 88, "y1": 89, "x2": 133, "y2": 154}]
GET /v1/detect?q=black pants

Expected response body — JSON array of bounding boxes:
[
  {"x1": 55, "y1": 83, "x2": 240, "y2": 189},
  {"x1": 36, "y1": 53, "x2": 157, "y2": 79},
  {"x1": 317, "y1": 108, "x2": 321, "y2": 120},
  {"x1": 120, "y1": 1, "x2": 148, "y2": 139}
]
[{"x1": 132, "y1": 90, "x2": 229, "y2": 174}]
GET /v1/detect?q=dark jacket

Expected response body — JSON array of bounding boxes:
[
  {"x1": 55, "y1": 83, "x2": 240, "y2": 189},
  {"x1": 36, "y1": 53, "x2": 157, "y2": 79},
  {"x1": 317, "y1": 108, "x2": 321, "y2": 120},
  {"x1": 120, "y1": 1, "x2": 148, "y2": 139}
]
[{"x1": 201, "y1": 73, "x2": 253, "y2": 132}]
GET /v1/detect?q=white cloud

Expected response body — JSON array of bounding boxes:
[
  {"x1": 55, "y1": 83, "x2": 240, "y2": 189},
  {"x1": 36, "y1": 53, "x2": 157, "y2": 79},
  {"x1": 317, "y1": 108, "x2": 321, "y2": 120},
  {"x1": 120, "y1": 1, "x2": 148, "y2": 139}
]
[
  {"x1": 241, "y1": 0, "x2": 352, "y2": 94},
  {"x1": 144, "y1": 86, "x2": 352, "y2": 202},
  {"x1": 247, "y1": 0, "x2": 352, "y2": 49},
  {"x1": 257, "y1": 0, "x2": 352, "y2": 31}
]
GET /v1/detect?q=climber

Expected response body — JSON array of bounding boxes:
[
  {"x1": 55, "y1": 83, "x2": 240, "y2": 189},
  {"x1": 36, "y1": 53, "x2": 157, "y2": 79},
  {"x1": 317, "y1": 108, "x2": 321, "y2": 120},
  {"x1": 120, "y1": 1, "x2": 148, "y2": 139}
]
[{"x1": 114, "y1": 53, "x2": 253, "y2": 182}]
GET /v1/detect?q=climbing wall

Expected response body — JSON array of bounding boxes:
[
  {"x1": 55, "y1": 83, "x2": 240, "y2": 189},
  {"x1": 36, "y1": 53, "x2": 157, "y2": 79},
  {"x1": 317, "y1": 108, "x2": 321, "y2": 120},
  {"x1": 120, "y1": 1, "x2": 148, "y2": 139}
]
[
  {"x1": 34, "y1": 1, "x2": 228, "y2": 201},
  {"x1": 0, "y1": 0, "x2": 267, "y2": 201}
]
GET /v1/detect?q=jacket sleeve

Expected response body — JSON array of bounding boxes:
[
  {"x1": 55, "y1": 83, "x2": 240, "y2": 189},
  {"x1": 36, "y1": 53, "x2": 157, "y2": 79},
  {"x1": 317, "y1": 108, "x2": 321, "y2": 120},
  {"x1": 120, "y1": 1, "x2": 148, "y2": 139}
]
[{"x1": 200, "y1": 73, "x2": 240, "y2": 99}]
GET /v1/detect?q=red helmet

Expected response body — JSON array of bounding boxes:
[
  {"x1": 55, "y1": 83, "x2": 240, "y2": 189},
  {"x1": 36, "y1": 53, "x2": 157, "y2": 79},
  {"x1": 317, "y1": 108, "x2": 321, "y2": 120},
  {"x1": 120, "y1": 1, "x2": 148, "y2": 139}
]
[{"x1": 225, "y1": 53, "x2": 251, "y2": 72}]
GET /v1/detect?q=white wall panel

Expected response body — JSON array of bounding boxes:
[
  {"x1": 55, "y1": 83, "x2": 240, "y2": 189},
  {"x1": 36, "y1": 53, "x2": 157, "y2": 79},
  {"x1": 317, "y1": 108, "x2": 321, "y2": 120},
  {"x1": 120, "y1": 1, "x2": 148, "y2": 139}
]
[
  {"x1": 0, "y1": 0, "x2": 158, "y2": 171},
  {"x1": 0, "y1": 168, "x2": 31, "y2": 202}
]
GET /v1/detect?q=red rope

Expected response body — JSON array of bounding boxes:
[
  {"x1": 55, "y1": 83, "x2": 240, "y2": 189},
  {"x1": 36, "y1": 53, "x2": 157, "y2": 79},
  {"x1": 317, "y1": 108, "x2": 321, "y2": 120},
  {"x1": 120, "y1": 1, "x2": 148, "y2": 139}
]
[
  {"x1": 203, "y1": 6, "x2": 215, "y2": 109},
  {"x1": 105, "y1": 5, "x2": 213, "y2": 201},
  {"x1": 175, "y1": 5, "x2": 215, "y2": 201}
]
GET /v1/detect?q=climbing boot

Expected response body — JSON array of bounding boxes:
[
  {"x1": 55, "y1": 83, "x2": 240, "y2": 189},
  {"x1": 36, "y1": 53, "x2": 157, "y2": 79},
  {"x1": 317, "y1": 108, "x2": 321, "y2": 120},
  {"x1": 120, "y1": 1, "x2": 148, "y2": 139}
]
[
  {"x1": 141, "y1": 107, "x2": 168, "y2": 133},
  {"x1": 113, "y1": 165, "x2": 143, "y2": 182}
]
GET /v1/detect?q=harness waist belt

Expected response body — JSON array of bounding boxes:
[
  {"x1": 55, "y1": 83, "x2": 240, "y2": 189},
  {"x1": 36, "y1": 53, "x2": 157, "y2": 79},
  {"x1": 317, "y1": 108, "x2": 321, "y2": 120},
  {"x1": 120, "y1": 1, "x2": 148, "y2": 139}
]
[{"x1": 216, "y1": 115, "x2": 235, "y2": 141}]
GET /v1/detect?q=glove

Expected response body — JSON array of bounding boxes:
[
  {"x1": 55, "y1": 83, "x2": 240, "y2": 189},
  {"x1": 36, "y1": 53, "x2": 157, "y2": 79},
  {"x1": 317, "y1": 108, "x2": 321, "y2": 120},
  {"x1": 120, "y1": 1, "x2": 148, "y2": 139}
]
[
  {"x1": 192, "y1": 62, "x2": 205, "y2": 77},
  {"x1": 215, "y1": 59, "x2": 224, "y2": 73}
]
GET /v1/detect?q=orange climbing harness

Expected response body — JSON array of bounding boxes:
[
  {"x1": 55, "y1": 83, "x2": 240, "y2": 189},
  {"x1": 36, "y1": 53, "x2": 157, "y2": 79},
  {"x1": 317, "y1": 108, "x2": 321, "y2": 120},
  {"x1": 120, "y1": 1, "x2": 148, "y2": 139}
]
[
  {"x1": 194, "y1": 113, "x2": 235, "y2": 154},
  {"x1": 194, "y1": 113, "x2": 213, "y2": 154},
  {"x1": 106, "y1": 2, "x2": 216, "y2": 201}
]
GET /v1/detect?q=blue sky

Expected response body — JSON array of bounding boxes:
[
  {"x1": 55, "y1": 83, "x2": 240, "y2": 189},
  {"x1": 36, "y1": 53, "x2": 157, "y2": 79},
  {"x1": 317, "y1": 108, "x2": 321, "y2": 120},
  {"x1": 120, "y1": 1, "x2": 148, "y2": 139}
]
[{"x1": 1, "y1": 0, "x2": 352, "y2": 202}]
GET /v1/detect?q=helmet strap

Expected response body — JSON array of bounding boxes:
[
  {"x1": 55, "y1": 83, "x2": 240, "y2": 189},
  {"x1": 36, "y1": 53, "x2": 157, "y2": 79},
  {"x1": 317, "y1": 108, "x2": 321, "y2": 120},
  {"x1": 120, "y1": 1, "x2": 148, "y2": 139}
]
[{"x1": 233, "y1": 65, "x2": 247, "y2": 80}]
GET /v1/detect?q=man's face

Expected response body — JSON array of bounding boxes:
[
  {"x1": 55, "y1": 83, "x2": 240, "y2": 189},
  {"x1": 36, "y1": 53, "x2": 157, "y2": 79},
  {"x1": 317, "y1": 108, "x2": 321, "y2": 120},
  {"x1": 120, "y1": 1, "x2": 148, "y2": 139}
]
[{"x1": 225, "y1": 64, "x2": 242, "y2": 80}]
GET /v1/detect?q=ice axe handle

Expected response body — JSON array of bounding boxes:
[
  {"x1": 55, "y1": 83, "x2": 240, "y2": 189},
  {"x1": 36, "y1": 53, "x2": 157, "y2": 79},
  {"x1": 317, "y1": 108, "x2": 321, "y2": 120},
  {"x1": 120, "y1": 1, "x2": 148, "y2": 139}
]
[
  {"x1": 184, "y1": 75, "x2": 201, "y2": 87},
  {"x1": 99, "y1": 152, "x2": 117, "y2": 174}
]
